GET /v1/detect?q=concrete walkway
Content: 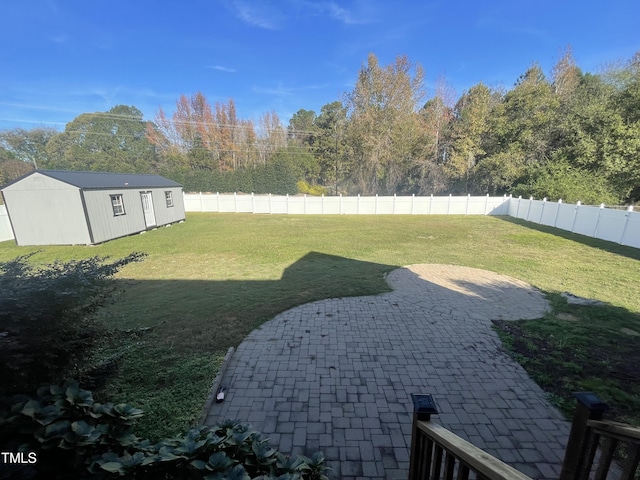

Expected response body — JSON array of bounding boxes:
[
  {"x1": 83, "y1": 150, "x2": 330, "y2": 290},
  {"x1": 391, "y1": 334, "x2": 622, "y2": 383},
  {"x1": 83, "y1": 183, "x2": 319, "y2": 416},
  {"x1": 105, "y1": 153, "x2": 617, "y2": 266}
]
[{"x1": 204, "y1": 264, "x2": 570, "y2": 480}]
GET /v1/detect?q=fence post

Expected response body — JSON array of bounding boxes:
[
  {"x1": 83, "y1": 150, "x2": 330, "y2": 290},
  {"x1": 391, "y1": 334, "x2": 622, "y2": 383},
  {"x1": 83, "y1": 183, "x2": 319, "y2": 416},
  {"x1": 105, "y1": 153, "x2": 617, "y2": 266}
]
[
  {"x1": 554, "y1": 199, "x2": 562, "y2": 227},
  {"x1": 199, "y1": 192, "x2": 204, "y2": 212},
  {"x1": 447, "y1": 194, "x2": 452, "y2": 214},
  {"x1": 408, "y1": 394, "x2": 439, "y2": 480},
  {"x1": 357, "y1": 194, "x2": 360, "y2": 214},
  {"x1": 217, "y1": 192, "x2": 220, "y2": 212},
  {"x1": 539, "y1": 197, "x2": 547, "y2": 223},
  {"x1": 339, "y1": 194, "x2": 342, "y2": 215},
  {"x1": 429, "y1": 194, "x2": 433, "y2": 215},
  {"x1": 269, "y1": 193, "x2": 272, "y2": 214},
  {"x1": 465, "y1": 194, "x2": 470, "y2": 215},
  {"x1": 393, "y1": 193, "x2": 397, "y2": 214},
  {"x1": 484, "y1": 194, "x2": 489, "y2": 215},
  {"x1": 251, "y1": 192, "x2": 255, "y2": 214},
  {"x1": 375, "y1": 194, "x2": 378, "y2": 214},
  {"x1": 559, "y1": 392, "x2": 608, "y2": 480},
  {"x1": 619, "y1": 206, "x2": 633, "y2": 245},
  {"x1": 526, "y1": 196, "x2": 533, "y2": 221},
  {"x1": 321, "y1": 194, "x2": 324, "y2": 214},
  {"x1": 286, "y1": 194, "x2": 289, "y2": 214},
  {"x1": 411, "y1": 194, "x2": 415, "y2": 215},
  {"x1": 593, "y1": 203, "x2": 605, "y2": 238},
  {"x1": 234, "y1": 192, "x2": 238, "y2": 213},
  {"x1": 571, "y1": 201, "x2": 581, "y2": 232},
  {"x1": 516, "y1": 195, "x2": 522, "y2": 218},
  {"x1": 304, "y1": 194, "x2": 307, "y2": 214}
]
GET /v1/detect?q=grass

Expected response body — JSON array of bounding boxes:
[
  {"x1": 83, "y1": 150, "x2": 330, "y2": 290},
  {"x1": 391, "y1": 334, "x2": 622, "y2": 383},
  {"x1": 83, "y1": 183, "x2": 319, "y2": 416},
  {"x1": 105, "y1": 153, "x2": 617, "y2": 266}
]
[
  {"x1": 493, "y1": 294, "x2": 640, "y2": 425},
  {"x1": 1, "y1": 213, "x2": 639, "y2": 438}
]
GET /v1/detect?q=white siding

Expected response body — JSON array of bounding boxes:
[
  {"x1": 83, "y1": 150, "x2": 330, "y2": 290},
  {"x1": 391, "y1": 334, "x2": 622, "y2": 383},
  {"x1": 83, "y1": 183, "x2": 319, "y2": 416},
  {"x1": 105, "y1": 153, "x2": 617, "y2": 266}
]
[
  {"x1": 83, "y1": 187, "x2": 185, "y2": 243},
  {"x1": 83, "y1": 189, "x2": 148, "y2": 243},
  {"x1": 0, "y1": 204, "x2": 15, "y2": 242},
  {"x1": 1, "y1": 173, "x2": 90, "y2": 245},
  {"x1": 150, "y1": 187, "x2": 186, "y2": 225}
]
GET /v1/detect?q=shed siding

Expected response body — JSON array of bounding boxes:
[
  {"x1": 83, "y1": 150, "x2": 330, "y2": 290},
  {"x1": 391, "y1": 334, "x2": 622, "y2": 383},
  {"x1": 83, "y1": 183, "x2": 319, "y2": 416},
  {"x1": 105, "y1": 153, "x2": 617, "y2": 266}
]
[
  {"x1": 151, "y1": 187, "x2": 186, "y2": 225},
  {"x1": 83, "y1": 187, "x2": 185, "y2": 243},
  {"x1": 1, "y1": 173, "x2": 90, "y2": 245},
  {"x1": 83, "y1": 189, "x2": 148, "y2": 244}
]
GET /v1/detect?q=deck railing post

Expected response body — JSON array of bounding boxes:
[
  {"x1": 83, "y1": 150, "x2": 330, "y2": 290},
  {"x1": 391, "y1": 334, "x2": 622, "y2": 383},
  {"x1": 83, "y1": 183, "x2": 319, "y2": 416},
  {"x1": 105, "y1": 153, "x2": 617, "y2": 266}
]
[
  {"x1": 408, "y1": 394, "x2": 438, "y2": 480},
  {"x1": 559, "y1": 392, "x2": 608, "y2": 480}
]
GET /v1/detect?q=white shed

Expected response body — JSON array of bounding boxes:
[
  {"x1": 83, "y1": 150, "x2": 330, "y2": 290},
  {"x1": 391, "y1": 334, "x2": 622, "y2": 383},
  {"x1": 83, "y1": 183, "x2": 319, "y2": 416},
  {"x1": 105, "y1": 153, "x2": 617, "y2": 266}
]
[{"x1": 0, "y1": 170, "x2": 185, "y2": 245}]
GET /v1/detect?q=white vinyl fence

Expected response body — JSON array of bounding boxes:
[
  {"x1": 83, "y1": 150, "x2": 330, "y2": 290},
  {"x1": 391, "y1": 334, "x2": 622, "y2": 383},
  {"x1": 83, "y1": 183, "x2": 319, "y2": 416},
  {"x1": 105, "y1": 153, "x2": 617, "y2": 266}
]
[
  {"x1": 183, "y1": 192, "x2": 639, "y2": 249},
  {"x1": 0, "y1": 194, "x2": 637, "y2": 248},
  {"x1": 508, "y1": 196, "x2": 639, "y2": 248},
  {"x1": 0, "y1": 205, "x2": 14, "y2": 242},
  {"x1": 183, "y1": 193, "x2": 510, "y2": 216}
]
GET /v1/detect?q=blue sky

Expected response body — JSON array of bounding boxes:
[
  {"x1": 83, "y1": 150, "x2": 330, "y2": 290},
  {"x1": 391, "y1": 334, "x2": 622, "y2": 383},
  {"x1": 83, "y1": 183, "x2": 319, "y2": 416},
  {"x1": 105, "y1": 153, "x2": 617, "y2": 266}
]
[{"x1": 1, "y1": 0, "x2": 639, "y2": 131}]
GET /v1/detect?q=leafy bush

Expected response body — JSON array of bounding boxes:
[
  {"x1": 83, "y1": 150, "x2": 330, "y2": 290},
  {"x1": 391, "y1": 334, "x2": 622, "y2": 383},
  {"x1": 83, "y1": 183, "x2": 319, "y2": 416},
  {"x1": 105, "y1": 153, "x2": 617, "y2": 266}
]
[
  {"x1": 0, "y1": 381, "x2": 330, "y2": 480},
  {"x1": 0, "y1": 253, "x2": 147, "y2": 398},
  {"x1": 511, "y1": 159, "x2": 621, "y2": 205},
  {"x1": 296, "y1": 181, "x2": 328, "y2": 196}
]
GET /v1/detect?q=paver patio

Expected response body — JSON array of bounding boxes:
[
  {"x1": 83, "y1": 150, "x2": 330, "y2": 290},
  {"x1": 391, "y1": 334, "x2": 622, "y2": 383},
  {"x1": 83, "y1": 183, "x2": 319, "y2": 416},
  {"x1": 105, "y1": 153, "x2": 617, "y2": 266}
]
[{"x1": 204, "y1": 264, "x2": 570, "y2": 479}]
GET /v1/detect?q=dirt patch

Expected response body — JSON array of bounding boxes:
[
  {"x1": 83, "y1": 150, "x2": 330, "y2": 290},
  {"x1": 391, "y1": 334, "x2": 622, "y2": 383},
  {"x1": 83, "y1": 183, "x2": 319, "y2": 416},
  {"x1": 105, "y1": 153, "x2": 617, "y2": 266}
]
[{"x1": 492, "y1": 319, "x2": 640, "y2": 424}]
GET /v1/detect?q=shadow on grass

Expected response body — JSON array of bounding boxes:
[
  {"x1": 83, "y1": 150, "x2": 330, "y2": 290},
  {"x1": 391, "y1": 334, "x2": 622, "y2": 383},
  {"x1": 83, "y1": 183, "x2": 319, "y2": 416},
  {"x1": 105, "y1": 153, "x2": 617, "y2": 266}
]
[
  {"x1": 497, "y1": 216, "x2": 640, "y2": 261},
  {"x1": 105, "y1": 251, "x2": 400, "y2": 354},
  {"x1": 92, "y1": 251, "x2": 399, "y2": 438}
]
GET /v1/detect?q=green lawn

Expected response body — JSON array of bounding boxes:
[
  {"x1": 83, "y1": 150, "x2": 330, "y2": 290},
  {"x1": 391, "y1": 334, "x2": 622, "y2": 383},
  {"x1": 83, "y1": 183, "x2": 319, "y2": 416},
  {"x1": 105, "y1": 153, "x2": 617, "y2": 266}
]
[{"x1": 1, "y1": 213, "x2": 638, "y2": 438}]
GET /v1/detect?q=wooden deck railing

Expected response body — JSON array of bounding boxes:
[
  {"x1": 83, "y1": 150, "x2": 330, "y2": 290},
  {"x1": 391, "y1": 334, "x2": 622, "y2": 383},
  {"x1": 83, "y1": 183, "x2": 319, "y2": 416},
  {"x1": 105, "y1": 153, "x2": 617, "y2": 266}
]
[
  {"x1": 559, "y1": 392, "x2": 639, "y2": 480},
  {"x1": 409, "y1": 392, "x2": 640, "y2": 480},
  {"x1": 408, "y1": 394, "x2": 533, "y2": 480}
]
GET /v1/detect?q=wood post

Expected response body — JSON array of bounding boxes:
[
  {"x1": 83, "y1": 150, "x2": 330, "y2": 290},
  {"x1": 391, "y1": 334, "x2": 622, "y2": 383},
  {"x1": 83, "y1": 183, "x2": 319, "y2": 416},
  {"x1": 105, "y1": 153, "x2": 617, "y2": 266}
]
[
  {"x1": 408, "y1": 394, "x2": 438, "y2": 480},
  {"x1": 559, "y1": 392, "x2": 608, "y2": 480}
]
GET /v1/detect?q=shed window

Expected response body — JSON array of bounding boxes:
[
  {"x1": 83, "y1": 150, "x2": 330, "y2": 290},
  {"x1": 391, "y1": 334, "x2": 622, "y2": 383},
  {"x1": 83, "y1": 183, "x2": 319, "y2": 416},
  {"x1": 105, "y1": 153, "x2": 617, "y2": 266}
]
[
  {"x1": 165, "y1": 191, "x2": 174, "y2": 207},
  {"x1": 110, "y1": 194, "x2": 125, "y2": 216}
]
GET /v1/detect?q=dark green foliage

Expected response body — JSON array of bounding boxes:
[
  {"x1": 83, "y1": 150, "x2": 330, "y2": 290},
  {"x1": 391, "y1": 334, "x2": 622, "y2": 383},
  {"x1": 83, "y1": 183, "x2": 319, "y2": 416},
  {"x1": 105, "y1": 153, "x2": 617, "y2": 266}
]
[
  {"x1": 165, "y1": 156, "x2": 299, "y2": 195},
  {"x1": 0, "y1": 382, "x2": 331, "y2": 480},
  {"x1": 43, "y1": 106, "x2": 159, "y2": 173},
  {"x1": 0, "y1": 253, "x2": 147, "y2": 397},
  {"x1": 511, "y1": 158, "x2": 620, "y2": 204}
]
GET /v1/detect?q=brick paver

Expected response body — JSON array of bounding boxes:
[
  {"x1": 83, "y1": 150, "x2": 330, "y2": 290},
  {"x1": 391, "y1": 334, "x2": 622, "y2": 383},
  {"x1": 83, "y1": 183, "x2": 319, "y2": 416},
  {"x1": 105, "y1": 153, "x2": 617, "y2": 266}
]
[{"x1": 204, "y1": 264, "x2": 570, "y2": 479}]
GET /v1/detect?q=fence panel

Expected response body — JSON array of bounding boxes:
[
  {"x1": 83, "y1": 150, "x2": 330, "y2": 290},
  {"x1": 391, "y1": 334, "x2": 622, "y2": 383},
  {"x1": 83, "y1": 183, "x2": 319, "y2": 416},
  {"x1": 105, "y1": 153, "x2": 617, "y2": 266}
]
[
  {"x1": 555, "y1": 203, "x2": 577, "y2": 231},
  {"x1": 540, "y1": 201, "x2": 560, "y2": 226},
  {"x1": 0, "y1": 205, "x2": 14, "y2": 242},
  {"x1": 572, "y1": 205, "x2": 602, "y2": 237},
  {"x1": 621, "y1": 211, "x2": 640, "y2": 248},
  {"x1": 510, "y1": 197, "x2": 531, "y2": 219},
  {"x1": 526, "y1": 200, "x2": 545, "y2": 222},
  {"x1": 594, "y1": 207, "x2": 632, "y2": 244}
]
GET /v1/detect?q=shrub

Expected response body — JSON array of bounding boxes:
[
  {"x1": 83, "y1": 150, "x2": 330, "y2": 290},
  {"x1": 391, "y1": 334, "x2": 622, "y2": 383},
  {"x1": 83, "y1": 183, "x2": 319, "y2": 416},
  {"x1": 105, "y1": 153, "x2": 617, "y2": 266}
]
[
  {"x1": 0, "y1": 382, "x2": 330, "y2": 480},
  {"x1": 0, "y1": 253, "x2": 147, "y2": 398},
  {"x1": 511, "y1": 160, "x2": 621, "y2": 205},
  {"x1": 296, "y1": 181, "x2": 328, "y2": 196}
]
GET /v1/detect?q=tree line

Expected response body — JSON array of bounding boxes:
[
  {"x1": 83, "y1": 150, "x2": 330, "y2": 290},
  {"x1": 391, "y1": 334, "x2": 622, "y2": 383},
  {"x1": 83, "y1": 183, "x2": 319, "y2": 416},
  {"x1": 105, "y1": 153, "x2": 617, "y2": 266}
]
[{"x1": 1, "y1": 48, "x2": 639, "y2": 204}]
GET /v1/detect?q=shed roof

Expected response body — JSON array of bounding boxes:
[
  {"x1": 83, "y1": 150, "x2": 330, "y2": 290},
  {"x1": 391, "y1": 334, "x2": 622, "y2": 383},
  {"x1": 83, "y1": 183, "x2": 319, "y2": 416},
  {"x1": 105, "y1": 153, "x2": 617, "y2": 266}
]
[{"x1": 5, "y1": 170, "x2": 182, "y2": 190}]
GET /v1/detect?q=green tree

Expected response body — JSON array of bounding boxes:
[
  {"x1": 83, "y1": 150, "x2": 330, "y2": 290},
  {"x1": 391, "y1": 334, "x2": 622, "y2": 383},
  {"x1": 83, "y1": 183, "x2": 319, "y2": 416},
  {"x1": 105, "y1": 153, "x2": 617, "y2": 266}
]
[
  {"x1": 445, "y1": 83, "x2": 496, "y2": 193},
  {"x1": 288, "y1": 108, "x2": 317, "y2": 147},
  {"x1": 344, "y1": 53, "x2": 425, "y2": 194},
  {"x1": 511, "y1": 158, "x2": 620, "y2": 205},
  {"x1": 475, "y1": 64, "x2": 559, "y2": 194},
  {"x1": 313, "y1": 101, "x2": 349, "y2": 194},
  {"x1": 45, "y1": 106, "x2": 158, "y2": 172},
  {"x1": 0, "y1": 127, "x2": 57, "y2": 169}
]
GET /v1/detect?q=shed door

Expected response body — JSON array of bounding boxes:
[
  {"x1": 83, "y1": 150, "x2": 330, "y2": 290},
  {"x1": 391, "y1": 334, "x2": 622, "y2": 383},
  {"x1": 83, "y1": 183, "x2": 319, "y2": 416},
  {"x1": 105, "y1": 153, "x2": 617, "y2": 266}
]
[{"x1": 140, "y1": 192, "x2": 156, "y2": 228}]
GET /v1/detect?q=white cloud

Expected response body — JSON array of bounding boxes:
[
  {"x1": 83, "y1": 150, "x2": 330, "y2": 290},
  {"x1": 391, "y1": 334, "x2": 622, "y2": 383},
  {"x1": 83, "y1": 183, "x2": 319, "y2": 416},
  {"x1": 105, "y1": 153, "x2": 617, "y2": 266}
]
[
  {"x1": 290, "y1": 0, "x2": 373, "y2": 25},
  {"x1": 207, "y1": 65, "x2": 237, "y2": 73},
  {"x1": 252, "y1": 83, "x2": 329, "y2": 96},
  {"x1": 225, "y1": 0, "x2": 284, "y2": 30}
]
